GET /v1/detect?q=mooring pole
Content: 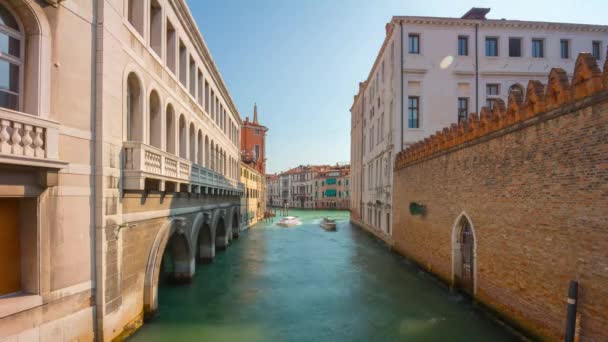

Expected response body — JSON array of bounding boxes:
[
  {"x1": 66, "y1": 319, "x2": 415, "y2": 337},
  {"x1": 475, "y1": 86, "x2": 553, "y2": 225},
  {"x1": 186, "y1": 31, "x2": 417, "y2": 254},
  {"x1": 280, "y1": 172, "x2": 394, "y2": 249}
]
[{"x1": 564, "y1": 280, "x2": 578, "y2": 342}]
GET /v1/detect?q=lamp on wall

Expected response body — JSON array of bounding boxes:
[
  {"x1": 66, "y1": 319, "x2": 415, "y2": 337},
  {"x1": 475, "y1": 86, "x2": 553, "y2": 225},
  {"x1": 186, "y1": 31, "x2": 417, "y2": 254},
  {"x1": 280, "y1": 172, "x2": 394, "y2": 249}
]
[{"x1": 409, "y1": 202, "x2": 426, "y2": 216}]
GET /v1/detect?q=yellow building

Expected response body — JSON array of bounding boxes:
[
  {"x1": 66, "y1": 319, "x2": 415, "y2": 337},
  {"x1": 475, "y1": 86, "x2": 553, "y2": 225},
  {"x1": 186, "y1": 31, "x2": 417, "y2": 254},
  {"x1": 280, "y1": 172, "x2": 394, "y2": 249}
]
[{"x1": 241, "y1": 161, "x2": 265, "y2": 228}]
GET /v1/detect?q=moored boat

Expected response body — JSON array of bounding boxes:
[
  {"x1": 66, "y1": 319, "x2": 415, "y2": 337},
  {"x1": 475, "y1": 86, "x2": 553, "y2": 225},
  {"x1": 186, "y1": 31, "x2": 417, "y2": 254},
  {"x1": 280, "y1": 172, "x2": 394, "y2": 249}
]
[{"x1": 320, "y1": 217, "x2": 337, "y2": 231}]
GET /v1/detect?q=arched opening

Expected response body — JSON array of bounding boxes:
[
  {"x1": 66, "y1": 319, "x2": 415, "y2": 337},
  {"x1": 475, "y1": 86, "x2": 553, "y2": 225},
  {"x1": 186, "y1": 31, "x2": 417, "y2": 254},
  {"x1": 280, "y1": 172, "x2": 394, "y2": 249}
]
[
  {"x1": 204, "y1": 135, "x2": 209, "y2": 168},
  {"x1": 166, "y1": 104, "x2": 176, "y2": 154},
  {"x1": 149, "y1": 90, "x2": 161, "y2": 148},
  {"x1": 178, "y1": 114, "x2": 187, "y2": 159},
  {"x1": 232, "y1": 211, "x2": 240, "y2": 239},
  {"x1": 215, "y1": 217, "x2": 228, "y2": 250},
  {"x1": 189, "y1": 123, "x2": 196, "y2": 162},
  {"x1": 452, "y1": 214, "x2": 476, "y2": 296},
  {"x1": 210, "y1": 141, "x2": 215, "y2": 171},
  {"x1": 197, "y1": 130, "x2": 203, "y2": 165},
  {"x1": 196, "y1": 222, "x2": 214, "y2": 263},
  {"x1": 160, "y1": 232, "x2": 194, "y2": 283},
  {"x1": 126, "y1": 73, "x2": 143, "y2": 141},
  {"x1": 508, "y1": 84, "x2": 524, "y2": 99}
]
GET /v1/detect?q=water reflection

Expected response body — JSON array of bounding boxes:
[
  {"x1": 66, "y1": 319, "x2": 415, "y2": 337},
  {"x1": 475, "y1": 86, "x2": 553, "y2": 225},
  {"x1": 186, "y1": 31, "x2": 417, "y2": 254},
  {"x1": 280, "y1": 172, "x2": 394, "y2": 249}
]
[{"x1": 130, "y1": 210, "x2": 518, "y2": 342}]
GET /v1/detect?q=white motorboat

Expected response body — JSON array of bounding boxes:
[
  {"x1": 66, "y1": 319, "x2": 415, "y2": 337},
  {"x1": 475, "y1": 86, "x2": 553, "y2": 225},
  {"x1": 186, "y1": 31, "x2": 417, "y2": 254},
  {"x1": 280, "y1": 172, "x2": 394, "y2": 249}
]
[
  {"x1": 277, "y1": 216, "x2": 301, "y2": 227},
  {"x1": 320, "y1": 217, "x2": 337, "y2": 231}
]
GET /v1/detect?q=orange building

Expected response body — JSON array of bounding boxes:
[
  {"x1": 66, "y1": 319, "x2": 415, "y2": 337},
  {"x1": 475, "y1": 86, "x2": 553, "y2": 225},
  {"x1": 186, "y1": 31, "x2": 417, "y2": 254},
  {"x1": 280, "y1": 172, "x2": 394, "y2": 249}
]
[{"x1": 241, "y1": 104, "x2": 268, "y2": 174}]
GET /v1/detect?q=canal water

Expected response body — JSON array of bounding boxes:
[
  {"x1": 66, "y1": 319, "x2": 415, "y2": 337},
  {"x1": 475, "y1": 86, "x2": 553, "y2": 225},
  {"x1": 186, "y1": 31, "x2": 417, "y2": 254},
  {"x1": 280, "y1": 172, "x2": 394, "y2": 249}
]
[{"x1": 130, "y1": 210, "x2": 518, "y2": 341}]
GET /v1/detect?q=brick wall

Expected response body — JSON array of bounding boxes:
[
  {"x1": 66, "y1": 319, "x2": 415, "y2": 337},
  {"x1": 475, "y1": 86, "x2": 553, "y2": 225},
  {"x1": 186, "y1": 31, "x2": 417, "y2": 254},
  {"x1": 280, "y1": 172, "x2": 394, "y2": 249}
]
[{"x1": 392, "y1": 53, "x2": 608, "y2": 341}]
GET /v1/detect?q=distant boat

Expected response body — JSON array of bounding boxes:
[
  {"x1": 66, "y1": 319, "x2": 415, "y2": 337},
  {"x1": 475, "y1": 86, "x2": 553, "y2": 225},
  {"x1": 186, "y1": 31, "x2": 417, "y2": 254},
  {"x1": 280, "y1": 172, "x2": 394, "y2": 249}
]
[
  {"x1": 277, "y1": 216, "x2": 300, "y2": 227},
  {"x1": 320, "y1": 217, "x2": 336, "y2": 231}
]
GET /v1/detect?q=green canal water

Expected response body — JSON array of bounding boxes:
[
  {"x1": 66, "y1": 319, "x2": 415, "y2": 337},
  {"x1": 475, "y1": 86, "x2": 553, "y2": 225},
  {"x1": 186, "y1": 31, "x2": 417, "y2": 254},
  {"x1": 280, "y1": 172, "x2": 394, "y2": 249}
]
[{"x1": 130, "y1": 209, "x2": 518, "y2": 342}]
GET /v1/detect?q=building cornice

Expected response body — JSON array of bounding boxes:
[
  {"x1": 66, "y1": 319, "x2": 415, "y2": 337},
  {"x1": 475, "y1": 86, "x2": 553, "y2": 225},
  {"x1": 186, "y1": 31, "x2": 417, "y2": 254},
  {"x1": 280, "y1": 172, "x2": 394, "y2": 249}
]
[{"x1": 171, "y1": 0, "x2": 242, "y2": 124}]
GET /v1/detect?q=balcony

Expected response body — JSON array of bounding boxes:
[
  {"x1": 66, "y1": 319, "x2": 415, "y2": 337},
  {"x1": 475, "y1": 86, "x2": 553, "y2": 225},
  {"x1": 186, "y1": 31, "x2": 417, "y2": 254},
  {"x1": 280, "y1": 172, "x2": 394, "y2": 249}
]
[
  {"x1": 123, "y1": 141, "x2": 243, "y2": 194},
  {"x1": 0, "y1": 108, "x2": 66, "y2": 170}
]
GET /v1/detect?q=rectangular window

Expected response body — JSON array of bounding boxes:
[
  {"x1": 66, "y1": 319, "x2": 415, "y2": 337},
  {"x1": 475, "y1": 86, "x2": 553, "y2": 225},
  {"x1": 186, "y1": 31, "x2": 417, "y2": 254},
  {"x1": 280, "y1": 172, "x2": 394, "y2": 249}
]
[
  {"x1": 179, "y1": 40, "x2": 187, "y2": 87},
  {"x1": 560, "y1": 39, "x2": 570, "y2": 59},
  {"x1": 532, "y1": 39, "x2": 544, "y2": 58},
  {"x1": 189, "y1": 56, "x2": 196, "y2": 97},
  {"x1": 407, "y1": 96, "x2": 419, "y2": 128},
  {"x1": 508, "y1": 37, "x2": 521, "y2": 57},
  {"x1": 197, "y1": 70, "x2": 203, "y2": 106},
  {"x1": 486, "y1": 98, "x2": 497, "y2": 110},
  {"x1": 486, "y1": 84, "x2": 500, "y2": 96},
  {"x1": 149, "y1": 0, "x2": 162, "y2": 57},
  {"x1": 166, "y1": 21, "x2": 176, "y2": 74},
  {"x1": 408, "y1": 34, "x2": 420, "y2": 54},
  {"x1": 204, "y1": 81, "x2": 210, "y2": 114},
  {"x1": 592, "y1": 41, "x2": 601, "y2": 60},
  {"x1": 458, "y1": 97, "x2": 469, "y2": 122},
  {"x1": 458, "y1": 36, "x2": 468, "y2": 56},
  {"x1": 485, "y1": 37, "x2": 498, "y2": 57}
]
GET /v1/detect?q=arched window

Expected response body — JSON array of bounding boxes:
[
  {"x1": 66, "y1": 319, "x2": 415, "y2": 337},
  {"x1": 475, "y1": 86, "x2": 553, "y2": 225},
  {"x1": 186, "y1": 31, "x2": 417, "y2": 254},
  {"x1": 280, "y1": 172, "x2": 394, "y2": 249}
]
[
  {"x1": 452, "y1": 214, "x2": 476, "y2": 296},
  {"x1": 197, "y1": 130, "x2": 203, "y2": 165},
  {"x1": 189, "y1": 123, "x2": 195, "y2": 162},
  {"x1": 126, "y1": 73, "x2": 143, "y2": 141},
  {"x1": 508, "y1": 84, "x2": 524, "y2": 99},
  {"x1": 204, "y1": 135, "x2": 209, "y2": 167},
  {"x1": 0, "y1": 4, "x2": 23, "y2": 111},
  {"x1": 178, "y1": 114, "x2": 187, "y2": 159},
  {"x1": 166, "y1": 104, "x2": 176, "y2": 154},
  {"x1": 149, "y1": 90, "x2": 161, "y2": 148}
]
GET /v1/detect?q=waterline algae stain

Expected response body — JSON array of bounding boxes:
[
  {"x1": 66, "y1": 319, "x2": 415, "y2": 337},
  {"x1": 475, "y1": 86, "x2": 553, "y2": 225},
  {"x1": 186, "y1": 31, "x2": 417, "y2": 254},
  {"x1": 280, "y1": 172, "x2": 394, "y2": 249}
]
[{"x1": 129, "y1": 210, "x2": 518, "y2": 341}]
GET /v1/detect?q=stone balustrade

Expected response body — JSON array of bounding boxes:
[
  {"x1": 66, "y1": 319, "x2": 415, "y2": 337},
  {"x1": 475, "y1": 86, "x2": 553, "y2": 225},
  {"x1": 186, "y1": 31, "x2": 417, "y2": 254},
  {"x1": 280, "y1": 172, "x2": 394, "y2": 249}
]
[
  {"x1": 123, "y1": 141, "x2": 243, "y2": 194},
  {"x1": 0, "y1": 108, "x2": 65, "y2": 169}
]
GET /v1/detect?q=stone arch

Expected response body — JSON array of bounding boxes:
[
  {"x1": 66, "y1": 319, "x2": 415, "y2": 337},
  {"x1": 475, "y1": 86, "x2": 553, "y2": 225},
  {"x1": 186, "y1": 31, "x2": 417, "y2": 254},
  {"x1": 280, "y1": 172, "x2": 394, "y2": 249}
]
[
  {"x1": 1, "y1": 0, "x2": 52, "y2": 117},
  {"x1": 451, "y1": 212, "x2": 477, "y2": 296},
  {"x1": 148, "y1": 88, "x2": 162, "y2": 148},
  {"x1": 231, "y1": 207, "x2": 240, "y2": 239},
  {"x1": 143, "y1": 217, "x2": 194, "y2": 318},
  {"x1": 165, "y1": 102, "x2": 176, "y2": 154},
  {"x1": 191, "y1": 212, "x2": 215, "y2": 263},
  {"x1": 125, "y1": 71, "x2": 144, "y2": 142},
  {"x1": 215, "y1": 215, "x2": 228, "y2": 250}
]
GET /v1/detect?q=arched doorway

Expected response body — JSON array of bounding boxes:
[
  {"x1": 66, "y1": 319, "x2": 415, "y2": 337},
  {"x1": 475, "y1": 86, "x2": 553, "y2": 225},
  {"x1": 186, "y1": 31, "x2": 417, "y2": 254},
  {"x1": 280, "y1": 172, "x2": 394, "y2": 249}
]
[
  {"x1": 196, "y1": 222, "x2": 214, "y2": 263},
  {"x1": 215, "y1": 217, "x2": 228, "y2": 250},
  {"x1": 452, "y1": 213, "x2": 476, "y2": 296}
]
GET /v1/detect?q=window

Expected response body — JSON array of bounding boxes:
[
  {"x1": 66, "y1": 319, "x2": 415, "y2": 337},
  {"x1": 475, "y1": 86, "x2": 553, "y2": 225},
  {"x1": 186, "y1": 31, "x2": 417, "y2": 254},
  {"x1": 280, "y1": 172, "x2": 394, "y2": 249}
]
[
  {"x1": 592, "y1": 41, "x2": 601, "y2": 60},
  {"x1": 197, "y1": 70, "x2": 203, "y2": 106},
  {"x1": 407, "y1": 97, "x2": 419, "y2": 128},
  {"x1": 0, "y1": 4, "x2": 21, "y2": 111},
  {"x1": 254, "y1": 144, "x2": 260, "y2": 161},
  {"x1": 458, "y1": 97, "x2": 469, "y2": 122},
  {"x1": 408, "y1": 34, "x2": 420, "y2": 54},
  {"x1": 486, "y1": 98, "x2": 497, "y2": 110},
  {"x1": 179, "y1": 40, "x2": 187, "y2": 87},
  {"x1": 508, "y1": 37, "x2": 521, "y2": 57},
  {"x1": 166, "y1": 20, "x2": 176, "y2": 74},
  {"x1": 560, "y1": 39, "x2": 570, "y2": 59},
  {"x1": 508, "y1": 84, "x2": 524, "y2": 99},
  {"x1": 189, "y1": 56, "x2": 196, "y2": 97},
  {"x1": 486, "y1": 84, "x2": 500, "y2": 96},
  {"x1": 255, "y1": 128, "x2": 260, "y2": 135},
  {"x1": 127, "y1": 0, "x2": 144, "y2": 36},
  {"x1": 485, "y1": 37, "x2": 498, "y2": 57},
  {"x1": 149, "y1": 0, "x2": 162, "y2": 57},
  {"x1": 204, "y1": 80, "x2": 210, "y2": 113},
  {"x1": 458, "y1": 36, "x2": 468, "y2": 56},
  {"x1": 532, "y1": 39, "x2": 544, "y2": 58}
]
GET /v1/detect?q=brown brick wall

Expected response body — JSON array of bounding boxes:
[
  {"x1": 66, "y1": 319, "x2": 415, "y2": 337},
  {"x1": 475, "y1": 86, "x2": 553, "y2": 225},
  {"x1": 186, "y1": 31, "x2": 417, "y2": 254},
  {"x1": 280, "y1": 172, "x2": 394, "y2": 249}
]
[{"x1": 392, "y1": 54, "x2": 608, "y2": 341}]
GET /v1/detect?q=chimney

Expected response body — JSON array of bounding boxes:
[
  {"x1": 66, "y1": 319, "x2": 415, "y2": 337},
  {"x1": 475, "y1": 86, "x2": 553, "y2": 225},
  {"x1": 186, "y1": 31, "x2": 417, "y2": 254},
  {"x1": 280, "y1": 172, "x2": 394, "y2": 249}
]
[
  {"x1": 461, "y1": 7, "x2": 490, "y2": 20},
  {"x1": 253, "y1": 103, "x2": 259, "y2": 124}
]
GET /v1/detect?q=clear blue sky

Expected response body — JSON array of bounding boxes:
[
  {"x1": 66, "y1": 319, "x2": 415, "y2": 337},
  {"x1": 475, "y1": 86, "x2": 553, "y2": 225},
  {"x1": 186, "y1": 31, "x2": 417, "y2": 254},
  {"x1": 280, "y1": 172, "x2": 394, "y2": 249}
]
[{"x1": 186, "y1": 0, "x2": 606, "y2": 174}]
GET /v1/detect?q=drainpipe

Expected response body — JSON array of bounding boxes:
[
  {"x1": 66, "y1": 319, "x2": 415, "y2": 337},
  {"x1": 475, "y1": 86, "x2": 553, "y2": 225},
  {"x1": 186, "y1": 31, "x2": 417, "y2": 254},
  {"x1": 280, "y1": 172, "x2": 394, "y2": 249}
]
[
  {"x1": 400, "y1": 21, "x2": 404, "y2": 151},
  {"x1": 564, "y1": 280, "x2": 579, "y2": 342},
  {"x1": 475, "y1": 23, "x2": 479, "y2": 113},
  {"x1": 91, "y1": 0, "x2": 101, "y2": 339}
]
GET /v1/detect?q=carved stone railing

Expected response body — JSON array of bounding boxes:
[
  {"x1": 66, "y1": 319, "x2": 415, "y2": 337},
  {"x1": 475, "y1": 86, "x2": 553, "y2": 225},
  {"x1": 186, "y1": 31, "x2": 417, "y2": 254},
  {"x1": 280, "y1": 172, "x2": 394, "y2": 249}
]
[
  {"x1": 0, "y1": 108, "x2": 66, "y2": 169},
  {"x1": 123, "y1": 141, "x2": 243, "y2": 193}
]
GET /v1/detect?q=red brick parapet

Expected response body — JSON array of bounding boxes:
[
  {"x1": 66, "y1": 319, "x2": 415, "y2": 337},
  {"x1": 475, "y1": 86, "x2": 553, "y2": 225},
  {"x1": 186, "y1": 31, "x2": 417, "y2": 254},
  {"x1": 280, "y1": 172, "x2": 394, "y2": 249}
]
[{"x1": 395, "y1": 52, "x2": 608, "y2": 170}]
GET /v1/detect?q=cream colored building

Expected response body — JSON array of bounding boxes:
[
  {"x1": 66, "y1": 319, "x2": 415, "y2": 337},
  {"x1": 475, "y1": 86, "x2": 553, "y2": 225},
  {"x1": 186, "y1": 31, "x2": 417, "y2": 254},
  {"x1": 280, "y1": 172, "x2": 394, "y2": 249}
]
[
  {"x1": 0, "y1": 0, "x2": 244, "y2": 341},
  {"x1": 350, "y1": 7, "x2": 608, "y2": 243},
  {"x1": 240, "y1": 161, "x2": 265, "y2": 228}
]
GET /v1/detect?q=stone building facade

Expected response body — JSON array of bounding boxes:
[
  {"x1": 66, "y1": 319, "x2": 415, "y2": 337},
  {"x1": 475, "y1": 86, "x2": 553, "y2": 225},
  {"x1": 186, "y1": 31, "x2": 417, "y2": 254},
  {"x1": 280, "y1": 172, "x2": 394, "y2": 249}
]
[
  {"x1": 350, "y1": 7, "x2": 608, "y2": 244},
  {"x1": 0, "y1": 0, "x2": 245, "y2": 341},
  {"x1": 240, "y1": 161, "x2": 264, "y2": 228},
  {"x1": 392, "y1": 53, "x2": 608, "y2": 341}
]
